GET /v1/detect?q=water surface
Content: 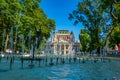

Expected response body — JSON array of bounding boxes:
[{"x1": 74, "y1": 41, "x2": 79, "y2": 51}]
[{"x1": 0, "y1": 59, "x2": 120, "y2": 80}]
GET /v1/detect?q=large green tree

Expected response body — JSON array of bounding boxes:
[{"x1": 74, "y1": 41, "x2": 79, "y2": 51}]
[
  {"x1": 79, "y1": 29, "x2": 90, "y2": 52},
  {"x1": 0, "y1": 0, "x2": 55, "y2": 53},
  {"x1": 19, "y1": 0, "x2": 55, "y2": 52},
  {"x1": 0, "y1": 0, "x2": 22, "y2": 51},
  {"x1": 101, "y1": 0, "x2": 120, "y2": 48},
  {"x1": 69, "y1": 0, "x2": 111, "y2": 54}
]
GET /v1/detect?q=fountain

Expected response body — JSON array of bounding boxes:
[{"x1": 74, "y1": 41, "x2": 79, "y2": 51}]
[{"x1": 0, "y1": 27, "x2": 120, "y2": 80}]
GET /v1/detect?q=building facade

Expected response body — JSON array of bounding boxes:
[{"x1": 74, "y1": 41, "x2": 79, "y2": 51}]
[{"x1": 45, "y1": 30, "x2": 80, "y2": 55}]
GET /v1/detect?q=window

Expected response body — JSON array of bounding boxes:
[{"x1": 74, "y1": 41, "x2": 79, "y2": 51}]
[
  {"x1": 66, "y1": 45, "x2": 69, "y2": 49},
  {"x1": 66, "y1": 51, "x2": 68, "y2": 54}
]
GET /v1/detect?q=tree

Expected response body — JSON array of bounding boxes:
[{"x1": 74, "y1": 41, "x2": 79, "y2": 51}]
[
  {"x1": 69, "y1": 0, "x2": 111, "y2": 54},
  {"x1": 109, "y1": 27, "x2": 120, "y2": 48},
  {"x1": 100, "y1": 0, "x2": 120, "y2": 49},
  {"x1": 79, "y1": 29, "x2": 90, "y2": 52},
  {"x1": 101, "y1": 0, "x2": 120, "y2": 24},
  {"x1": 0, "y1": 0, "x2": 22, "y2": 51},
  {"x1": 19, "y1": 0, "x2": 55, "y2": 51},
  {"x1": 0, "y1": 0, "x2": 56, "y2": 53}
]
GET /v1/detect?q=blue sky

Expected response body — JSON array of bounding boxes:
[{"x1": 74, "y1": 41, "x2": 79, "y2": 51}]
[{"x1": 40, "y1": 0, "x2": 83, "y2": 41}]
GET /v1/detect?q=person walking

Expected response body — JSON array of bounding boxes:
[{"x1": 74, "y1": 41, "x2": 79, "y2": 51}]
[
  {"x1": 114, "y1": 44, "x2": 118, "y2": 55},
  {"x1": 118, "y1": 44, "x2": 120, "y2": 55}
]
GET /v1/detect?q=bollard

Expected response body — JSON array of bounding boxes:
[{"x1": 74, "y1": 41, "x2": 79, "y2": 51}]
[
  {"x1": 21, "y1": 57, "x2": 24, "y2": 69},
  {"x1": 42, "y1": 57, "x2": 45, "y2": 64},
  {"x1": 73, "y1": 57, "x2": 76, "y2": 63},
  {"x1": 6, "y1": 56, "x2": 9, "y2": 63},
  {"x1": 49, "y1": 58, "x2": 54, "y2": 65},
  {"x1": 10, "y1": 57, "x2": 13, "y2": 70},
  {"x1": 69, "y1": 57, "x2": 71, "y2": 64},
  {"x1": 0, "y1": 56, "x2": 1, "y2": 63},
  {"x1": 94, "y1": 59, "x2": 96, "y2": 63},
  {"x1": 82, "y1": 58, "x2": 85, "y2": 63},
  {"x1": 56, "y1": 57, "x2": 59, "y2": 64},
  {"x1": 79, "y1": 57, "x2": 81, "y2": 63},
  {"x1": 45, "y1": 57, "x2": 47, "y2": 66},
  {"x1": 12, "y1": 56, "x2": 15, "y2": 64},
  {"x1": 62, "y1": 58, "x2": 65, "y2": 64},
  {"x1": 60, "y1": 57, "x2": 62, "y2": 64},
  {"x1": 38, "y1": 59, "x2": 41, "y2": 67}
]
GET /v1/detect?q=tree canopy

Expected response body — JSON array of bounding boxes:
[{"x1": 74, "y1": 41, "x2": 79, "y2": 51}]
[
  {"x1": 101, "y1": 0, "x2": 120, "y2": 23},
  {"x1": 0, "y1": 0, "x2": 56, "y2": 52},
  {"x1": 109, "y1": 27, "x2": 120, "y2": 48},
  {"x1": 79, "y1": 29, "x2": 90, "y2": 52},
  {"x1": 69, "y1": 0, "x2": 112, "y2": 54},
  {"x1": 69, "y1": 0, "x2": 120, "y2": 54}
]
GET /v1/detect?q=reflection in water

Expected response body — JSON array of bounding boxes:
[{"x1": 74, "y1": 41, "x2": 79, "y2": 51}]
[{"x1": 0, "y1": 60, "x2": 120, "y2": 80}]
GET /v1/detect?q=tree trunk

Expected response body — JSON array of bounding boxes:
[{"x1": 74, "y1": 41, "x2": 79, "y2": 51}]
[
  {"x1": 4, "y1": 34, "x2": 9, "y2": 52},
  {"x1": 97, "y1": 47, "x2": 100, "y2": 56}
]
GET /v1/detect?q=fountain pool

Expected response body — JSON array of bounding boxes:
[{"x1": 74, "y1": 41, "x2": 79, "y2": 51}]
[{"x1": 0, "y1": 59, "x2": 120, "y2": 80}]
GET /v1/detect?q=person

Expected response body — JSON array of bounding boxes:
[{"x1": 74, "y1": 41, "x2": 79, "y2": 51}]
[
  {"x1": 114, "y1": 44, "x2": 118, "y2": 55},
  {"x1": 118, "y1": 44, "x2": 120, "y2": 55}
]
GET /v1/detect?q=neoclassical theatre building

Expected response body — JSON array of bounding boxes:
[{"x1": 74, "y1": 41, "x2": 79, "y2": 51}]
[{"x1": 45, "y1": 30, "x2": 80, "y2": 55}]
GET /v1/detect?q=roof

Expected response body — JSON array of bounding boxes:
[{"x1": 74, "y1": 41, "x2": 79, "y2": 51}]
[{"x1": 57, "y1": 30, "x2": 70, "y2": 34}]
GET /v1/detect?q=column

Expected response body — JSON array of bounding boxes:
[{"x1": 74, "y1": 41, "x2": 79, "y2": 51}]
[
  {"x1": 59, "y1": 44, "x2": 61, "y2": 55},
  {"x1": 54, "y1": 44, "x2": 56, "y2": 54},
  {"x1": 64, "y1": 44, "x2": 66, "y2": 55}
]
